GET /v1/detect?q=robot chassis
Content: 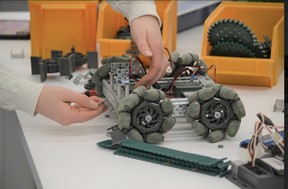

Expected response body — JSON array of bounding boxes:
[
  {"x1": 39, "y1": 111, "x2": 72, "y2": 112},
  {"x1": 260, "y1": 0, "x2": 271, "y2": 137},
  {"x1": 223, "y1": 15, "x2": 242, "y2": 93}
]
[{"x1": 92, "y1": 52, "x2": 246, "y2": 144}]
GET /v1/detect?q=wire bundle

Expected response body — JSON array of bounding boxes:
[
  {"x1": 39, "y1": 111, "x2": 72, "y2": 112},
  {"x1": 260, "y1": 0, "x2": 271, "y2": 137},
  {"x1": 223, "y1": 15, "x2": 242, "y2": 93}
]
[{"x1": 247, "y1": 112, "x2": 284, "y2": 167}]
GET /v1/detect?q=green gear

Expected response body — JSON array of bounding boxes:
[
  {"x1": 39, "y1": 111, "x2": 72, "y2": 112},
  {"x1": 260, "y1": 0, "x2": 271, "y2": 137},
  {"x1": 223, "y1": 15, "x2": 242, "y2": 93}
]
[
  {"x1": 208, "y1": 19, "x2": 258, "y2": 49},
  {"x1": 210, "y1": 41, "x2": 255, "y2": 57}
]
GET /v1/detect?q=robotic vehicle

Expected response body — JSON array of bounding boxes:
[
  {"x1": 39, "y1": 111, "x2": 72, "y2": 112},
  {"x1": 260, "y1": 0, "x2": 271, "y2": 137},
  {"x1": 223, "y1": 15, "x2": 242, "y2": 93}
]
[{"x1": 88, "y1": 52, "x2": 246, "y2": 144}]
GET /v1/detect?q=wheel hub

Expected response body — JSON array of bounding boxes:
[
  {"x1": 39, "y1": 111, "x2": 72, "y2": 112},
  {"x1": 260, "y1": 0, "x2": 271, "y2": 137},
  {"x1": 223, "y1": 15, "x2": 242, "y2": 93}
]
[
  {"x1": 201, "y1": 98, "x2": 233, "y2": 129},
  {"x1": 214, "y1": 111, "x2": 221, "y2": 119},
  {"x1": 144, "y1": 114, "x2": 153, "y2": 122},
  {"x1": 132, "y1": 101, "x2": 164, "y2": 133}
]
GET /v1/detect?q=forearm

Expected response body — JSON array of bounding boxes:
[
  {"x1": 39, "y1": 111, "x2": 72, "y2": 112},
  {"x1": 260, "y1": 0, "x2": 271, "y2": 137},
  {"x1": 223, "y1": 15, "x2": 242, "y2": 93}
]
[
  {"x1": 0, "y1": 64, "x2": 43, "y2": 116},
  {"x1": 107, "y1": 0, "x2": 161, "y2": 26}
]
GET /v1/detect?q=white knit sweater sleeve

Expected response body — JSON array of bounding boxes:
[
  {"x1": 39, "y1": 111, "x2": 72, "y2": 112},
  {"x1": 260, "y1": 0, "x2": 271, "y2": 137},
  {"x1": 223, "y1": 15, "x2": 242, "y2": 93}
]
[
  {"x1": 107, "y1": 0, "x2": 161, "y2": 26},
  {"x1": 0, "y1": 64, "x2": 44, "y2": 116}
]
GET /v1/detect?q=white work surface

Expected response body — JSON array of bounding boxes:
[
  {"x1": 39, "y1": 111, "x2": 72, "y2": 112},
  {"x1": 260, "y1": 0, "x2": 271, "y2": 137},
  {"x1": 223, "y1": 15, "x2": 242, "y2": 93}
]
[{"x1": 0, "y1": 12, "x2": 284, "y2": 189}]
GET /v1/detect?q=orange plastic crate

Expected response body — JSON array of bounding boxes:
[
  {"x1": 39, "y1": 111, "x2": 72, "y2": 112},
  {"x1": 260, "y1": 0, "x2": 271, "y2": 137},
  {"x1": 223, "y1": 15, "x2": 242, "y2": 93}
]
[
  {"x1": 97, "y1": 1, "x2": 177, "y2": 66},
  {"x1": 201, "y1": 2, "x2": 284, "y2": 87},
  {"x1": 29, "y1": 1, "x2": 98, "y2": 59}
]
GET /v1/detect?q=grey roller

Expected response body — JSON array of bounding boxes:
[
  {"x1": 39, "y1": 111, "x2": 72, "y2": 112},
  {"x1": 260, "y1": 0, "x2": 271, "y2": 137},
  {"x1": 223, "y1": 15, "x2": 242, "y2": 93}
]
[
  {"x1": 112, "y1": 56, "x2": 130, "y2": 62},
  {"x1": 124, "y1": 93, "x2": 141, "y2": 111},
  {"x1": 101, "y1": 56, "x2": 129, "y2": 65},
  {"x1": 196, "y1": 59, "x2": 207, "y2": 69},
  {"x1": 146, "y1": 132, "x2": 164, "y2": 144},
  {"x1": 191, "y1": 121, "x2": 207, "y2": 136},
  {"x1": 171, "y1": 51, "x2": 180, "y2": 63},
  {"x1": 121, "y1": 54, "x2": 131, "y2": 59},
  {"x1": 143, "y1": 88, "x2": 161, "y2": 102},
  {"x1": 198, "y1": 87, "x2": 218, "y2": 101},
  {"x1": 186, "y1": 116, "x2": 194, "y2": 124},
  {"x1": 160, "y1": 116, "x2": 176, "y2": 133},
  {"x1": 118, "y1": 112, "x2": 131, "y2": 129},
  {"x1": 187, "y1": 92, "x2": 198, "y2": 104},
  {"x1": 207, "y1": 130, "x2": 225, "y2": 143},
  {"x1": 196, "y1": 59, "x2": 208, "y2": 75},
  {"x1": 131, "y1": 85, "x2": 146, "y2": 97},
  {"x1": 226, "y1": 119, "x2": 241, "y2": 137},
  {"x1": 186, "y1": 101, "x2": 201, "y2": 118},
  {"x1": 219, "y1": 86, "x2": 239, "y2": 100},
  {"x1": 126, "y1": 128, "x2": 144, "y2": 142},
  {"x1": 158, "y1": 90, "x2": 166, "y2": 100},
  {"x1": 95, "y1": 81, "x2": 104, "y2": 97},
  {"x1": 191, "y1": 53, "x2": 199, "y2": 62},
  {"x1": 101, "y1": 56, "x2": 113, "y2": 65},
  {"x1": 160, "y1": 98, "x2": 174, "y2": 115},
  {"x1": 231, "y1": 100, "x2": 246, "y2": 119},
  {"x1": 96, "y1": 64, "x2": 110, "y2": 79},
  {"x1": 92, "y1": 75, "x2": 101, "y2": 85},
  {"x1": 177, "y1": 53, "x2": 193, "y2": 66},
  {"x1": 177, "y1": 53, "x2": 199, "y2": 66},
  {"x1": 205, "y1": 83, "x2": 222, "y2": 90}
]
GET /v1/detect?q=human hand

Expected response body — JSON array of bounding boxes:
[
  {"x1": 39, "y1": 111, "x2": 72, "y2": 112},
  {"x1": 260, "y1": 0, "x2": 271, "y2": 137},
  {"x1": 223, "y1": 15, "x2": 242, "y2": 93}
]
[
  {"x1": 130, "y1": 15, "x2": 169, "y2": 88},
  {"x1": 35, "y1": 86, "x2": 107, "y2": 126}
]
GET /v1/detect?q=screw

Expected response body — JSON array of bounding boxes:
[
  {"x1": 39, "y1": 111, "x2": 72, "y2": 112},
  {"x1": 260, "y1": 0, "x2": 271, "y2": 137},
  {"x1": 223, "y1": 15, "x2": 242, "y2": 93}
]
[
  {"x1": 214, "y1": 111, "x2": 221, "y2": 119},
  {"x1": 145, "y1": 115, "x2": 152, "y2": 122}
]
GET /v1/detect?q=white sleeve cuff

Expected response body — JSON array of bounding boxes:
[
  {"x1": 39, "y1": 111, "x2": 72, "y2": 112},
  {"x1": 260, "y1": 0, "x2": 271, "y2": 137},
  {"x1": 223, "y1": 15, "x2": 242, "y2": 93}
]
[
  {"x1": 0, "y1": 64, "x2": 44, "y2": 116},
  {"x1": 108, "y1": 0, "x2": 162, "y2": 26}
]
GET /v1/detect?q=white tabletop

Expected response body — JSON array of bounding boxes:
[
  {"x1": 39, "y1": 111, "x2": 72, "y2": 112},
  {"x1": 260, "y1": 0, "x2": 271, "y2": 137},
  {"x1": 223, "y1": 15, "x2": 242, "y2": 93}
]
[{"x1": 0, "y1": 12, "x2": 284, "y2": 189}]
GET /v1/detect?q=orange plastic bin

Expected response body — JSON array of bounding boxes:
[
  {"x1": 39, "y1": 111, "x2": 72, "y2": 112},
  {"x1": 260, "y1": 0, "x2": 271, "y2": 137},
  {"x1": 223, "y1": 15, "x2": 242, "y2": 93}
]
[
  {"x1": 97, "y1": 1, "x2": 177, "y2": 66},
  {"x1": 201, "y1": 2, "x2": 284, "y2": 87},
  {"x1": 29, "y1": 1, "x2": 98, "y2": 59}
]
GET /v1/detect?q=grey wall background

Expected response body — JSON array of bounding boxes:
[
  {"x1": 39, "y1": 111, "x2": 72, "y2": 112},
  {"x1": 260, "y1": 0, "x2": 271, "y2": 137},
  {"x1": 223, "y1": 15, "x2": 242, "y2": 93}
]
[
  {"x1": 0, "y1": 0, "x2": 28, "y2": 11},
  {"x1": 0, "y1": 110, "x2": 4, "y2": 188}
]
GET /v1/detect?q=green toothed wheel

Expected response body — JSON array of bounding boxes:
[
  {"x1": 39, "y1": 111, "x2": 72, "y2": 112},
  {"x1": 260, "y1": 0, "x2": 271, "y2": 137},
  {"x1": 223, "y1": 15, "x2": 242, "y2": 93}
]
[
  {"x1": 210, "y1": 41, "x2": 255, "y2": 57},
  {"x1": 208, "y1": 18, "x2": 258, "y2": 49}
]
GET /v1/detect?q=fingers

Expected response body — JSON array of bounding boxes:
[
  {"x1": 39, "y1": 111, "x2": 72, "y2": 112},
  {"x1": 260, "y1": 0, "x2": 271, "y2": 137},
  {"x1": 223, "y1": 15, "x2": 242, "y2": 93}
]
[
  {"x1": 63, "y1": 89, "x2": 100, "y2": 110},
  {"x1": 35, "y1": 86, "x2": 107, "y2": 126},
  {"x1": 131, "y1": 31, "x2": 153, "y2": 57},
  {"x1": 70, "y1": 104, "x2": 107, "y2": 124},
  {"x1": 130, "y1": 15, "x2": 167, "y2": 88},
  {"x1": 135, "y1": 55, "x2": 168, "y2": 88},
  {"x1": 66, "y1": 95, "x2": 107, "y2": 124},
  {"x1": 72, "y1": 96, "x2": 104, "y2": 109},
  {"x1": 60, "y1": 103, "x2": 107, "y2": 126},
  {"x1": 90, "y1": 96, "x2": 104, "y2": 103},
  {"x1": 130, "y1": 16, "x2": 154, "y2": 57}
]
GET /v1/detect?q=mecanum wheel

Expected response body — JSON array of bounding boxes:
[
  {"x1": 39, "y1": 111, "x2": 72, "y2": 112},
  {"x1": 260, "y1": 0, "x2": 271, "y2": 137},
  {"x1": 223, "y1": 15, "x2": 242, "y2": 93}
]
[
  {"x1": 186, "y1": 83, "x2": 246, "y2": 143},
  {"x1": 117, "y1": 86, "x2": 176, "y2": 144}
]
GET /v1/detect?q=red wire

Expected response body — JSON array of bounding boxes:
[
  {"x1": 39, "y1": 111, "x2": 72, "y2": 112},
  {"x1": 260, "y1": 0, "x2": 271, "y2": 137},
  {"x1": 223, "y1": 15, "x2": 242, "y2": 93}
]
[
  {"x1": 207, "y1": 65, "x2": 216, "y2": 82},
  {"x1": 168, "y1": 67, "x2": 192, "y2": 93}
]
